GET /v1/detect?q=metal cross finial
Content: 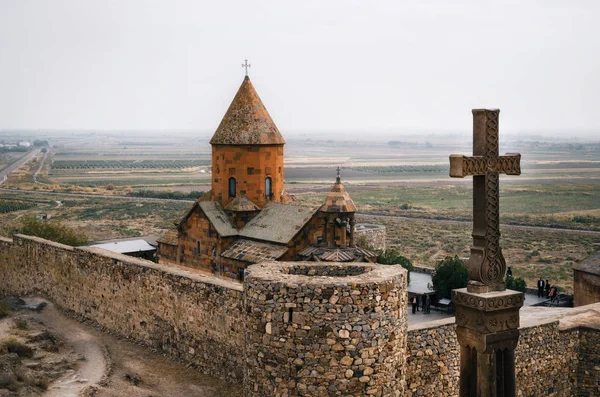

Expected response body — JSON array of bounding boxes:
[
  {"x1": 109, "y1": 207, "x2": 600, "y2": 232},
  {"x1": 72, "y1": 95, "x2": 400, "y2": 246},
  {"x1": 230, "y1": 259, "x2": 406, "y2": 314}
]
[
  {"x1": 336, "y1": 166, "x2": 341, "y2": 182},
  {"x1": 242, "y1": 59, "x2": 251, "y2": 76},
  {"x1": 449, "y1": 109, "x2": 521, "y2": 292}
]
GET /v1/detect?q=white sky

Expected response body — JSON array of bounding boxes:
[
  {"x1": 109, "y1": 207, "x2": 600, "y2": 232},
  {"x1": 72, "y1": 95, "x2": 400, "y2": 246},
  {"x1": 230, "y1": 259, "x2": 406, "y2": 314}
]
[{"x1": 0, "y1": 0, "x2": 599, "y2": 136}]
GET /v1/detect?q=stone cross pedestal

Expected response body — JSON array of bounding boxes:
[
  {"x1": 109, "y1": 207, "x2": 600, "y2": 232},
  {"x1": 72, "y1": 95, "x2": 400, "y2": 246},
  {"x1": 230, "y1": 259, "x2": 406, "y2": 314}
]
[{"x1": 449, "y1": 109, "x2": 523, "y2": 397}]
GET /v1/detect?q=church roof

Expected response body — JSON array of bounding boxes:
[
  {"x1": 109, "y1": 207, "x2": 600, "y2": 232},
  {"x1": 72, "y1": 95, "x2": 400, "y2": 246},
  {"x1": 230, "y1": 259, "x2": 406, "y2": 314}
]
[
  {"x1": 198, "y1": 201, "x2": 239, "y2": 237},
  {"x1": 573, "y1": 251, "x2": 600, "y2": 276},
  {"x1": 178, "y1": 201, "x2": 238, "y2": 237},
  {"x1": 224, "y1": 194, "x2": 260, "y2": 212},
  {"x1": 156, "y1": 229, "x2": 178, "y2": 246},
  {"x1": 221, "y1": 239, "x2": 287, "y2": 263},
  {"x1": 239, "y1": 202, "x2": 317, "y2": 244},
  {"x1": 320, "y1": 177, "x2": 357, "y2": 213},
  {"x1": 209, "y1": 76, "x2": 286, "y2": 146}
]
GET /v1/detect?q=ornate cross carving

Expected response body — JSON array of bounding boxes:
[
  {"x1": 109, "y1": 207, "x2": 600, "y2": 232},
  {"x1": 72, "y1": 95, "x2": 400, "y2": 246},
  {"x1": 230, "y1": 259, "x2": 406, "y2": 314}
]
[
  {"x1": 449, "y1": 109, "x2": 521, "y2": 292},
  {"x1": 242, "y1": 59, "x2": 251, "y2": 76}
]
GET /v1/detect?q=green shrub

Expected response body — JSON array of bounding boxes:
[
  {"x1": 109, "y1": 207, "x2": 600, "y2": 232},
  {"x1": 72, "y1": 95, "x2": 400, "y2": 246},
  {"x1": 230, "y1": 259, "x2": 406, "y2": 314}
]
[
  {"x1": 377, "y1": 248, "x2": 414, "y2": 284},
  {"x1": 506, "y1": 276, "x2": 527, "y2": 292},
  {"x1": 18, "y1": 216, "x2": 88, "y2": 246},
  {"x1": 432, "y1": 256, "x2": 469, "y2": 299},
  {"x1": 0, "y1": 303, "x2": 11, "y2": 318},
  {"x1": 15, "y1": 318, "x2": 28, "y2": 330}
]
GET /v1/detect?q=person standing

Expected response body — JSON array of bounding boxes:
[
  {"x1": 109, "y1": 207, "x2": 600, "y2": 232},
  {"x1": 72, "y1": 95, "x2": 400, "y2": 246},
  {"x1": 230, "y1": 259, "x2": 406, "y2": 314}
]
[
  {"x1": 537, "y1": 278, "x2": 545, "y2": 297},
  {"x1": 416, "y1": 294, "x2": 420, "y2": 312},
  {"x1": 545, "y1": 280, "x2": 551, "y2": 298},
  {"x1": 411, "y1": 295, "x2": 417, "y2": 314},
  {"x1": 507, "y1": 267, "x2": 513, "y2": 278},
  {"x1": 421, "y1": 294, "x2": 427, "y2": 313},
  {"x1": 425, "y1": 294, "x2": 431, "y2": 314}
]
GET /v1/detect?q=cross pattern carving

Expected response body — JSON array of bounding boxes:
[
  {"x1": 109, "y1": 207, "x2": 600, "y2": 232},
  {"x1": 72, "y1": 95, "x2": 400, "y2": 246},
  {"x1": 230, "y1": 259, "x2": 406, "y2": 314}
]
[{"x1": 449, "y1": 109, "x2": 521, "y2": 290}]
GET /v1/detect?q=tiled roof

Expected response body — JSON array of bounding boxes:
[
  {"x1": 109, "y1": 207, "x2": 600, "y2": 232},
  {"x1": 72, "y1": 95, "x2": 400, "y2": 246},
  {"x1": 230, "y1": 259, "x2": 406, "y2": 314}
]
[
  {"x1": 573, "y1": 251, "x2": 600, "y2": 275},
  {"x1": 320, "y1": 178, "x2": 357, "y2": 213},
  {"x1": 156, "y1": 229, "x2": 178, "y2": 246},
  {"x1": 239, "y1": 202, "x2": 317, "y2": 244},
  {"x1": 198, "y1": 201, "x2": 239, "y2": 237},
  {"x1": 196, "y1": 189, "x2": 212, "y2": 202},
  {"x1": 298, "y1": 246, "x2": 377, "y2": 262},
  {"x1": 221, "y1": 239, "x2": 287, "y2": 263},
  {"x1": 179, "y1": 201, "x2": 239, "y2": 237},
  {"x1": 224, "y1": 194, "x2": 260, "y2": 212},
  {"x1": 209, "y1": 76, "x2": 285, "y2": 146}
]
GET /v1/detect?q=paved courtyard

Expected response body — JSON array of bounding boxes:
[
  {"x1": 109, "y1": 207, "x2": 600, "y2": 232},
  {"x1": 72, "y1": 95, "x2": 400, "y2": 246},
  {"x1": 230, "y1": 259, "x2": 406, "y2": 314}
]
[{"x1": 407, "y1": 271, "x2": 550, "y2": 325}]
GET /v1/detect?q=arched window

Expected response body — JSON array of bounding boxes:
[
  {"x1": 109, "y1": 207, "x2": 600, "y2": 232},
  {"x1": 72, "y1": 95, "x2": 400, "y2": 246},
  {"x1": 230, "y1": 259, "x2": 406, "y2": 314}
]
[
  {"x1": 265, "y1": 177, "x2": 272, "y2": 199},
  {"x1": 228, "y1": 177, "x2": 236, "y2": 198}
]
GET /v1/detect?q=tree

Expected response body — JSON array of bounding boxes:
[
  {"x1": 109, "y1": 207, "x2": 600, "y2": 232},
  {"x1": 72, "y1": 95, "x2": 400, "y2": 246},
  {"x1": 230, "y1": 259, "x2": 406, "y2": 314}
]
[
  {"x1": 19, "y1": 216, "x2": 88, "y2": 246},
  {"x1": 506, "y1": 276, "x2": 527, "y2": 292},
  {"x1": 377, "y1": 248, "x2": 414, "y2": 284},
  {"x1": 432, "y1": 256, "x2": 468, "y2": 299}
]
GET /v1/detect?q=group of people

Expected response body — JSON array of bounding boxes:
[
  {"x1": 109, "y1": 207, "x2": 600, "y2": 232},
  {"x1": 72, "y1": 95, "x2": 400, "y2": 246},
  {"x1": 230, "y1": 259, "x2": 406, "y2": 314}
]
[
  {"x1": 411, "y1": 294, "x2": 431, "y2": 314},
  {"x1": 537, "y1": 278, "x2": 559, "y2": 303}
]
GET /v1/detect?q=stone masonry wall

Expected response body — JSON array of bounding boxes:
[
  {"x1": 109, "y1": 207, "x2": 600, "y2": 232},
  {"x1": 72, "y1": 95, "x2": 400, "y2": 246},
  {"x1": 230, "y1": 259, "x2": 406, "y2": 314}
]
[
  {"x1": 212, "y1": 144, "x2": 284, "y2": 208},
  {"x1": 0, "y1": 234, "x2": 245, "y2": 383},
  {"x1": 244, "y1": 262, "x2": 408, "y2": 396},
  {"x1": 405, "y1": 316, "x2": 600, "y2": 397},
  {"x1": 354, "y1": 224, "x2": 386, "y2": 252},
  {"x1": 578, "y1": 327, "x2": 600, "y2": 396},
  {"x1": 406, "y1": 322, "x2": 459, "y2": 396}
]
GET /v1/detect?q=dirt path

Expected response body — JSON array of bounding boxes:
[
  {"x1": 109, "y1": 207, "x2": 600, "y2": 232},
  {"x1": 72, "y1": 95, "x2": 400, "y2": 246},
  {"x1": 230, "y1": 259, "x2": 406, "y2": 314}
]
[
  {"x1": 19, "y1": 298, "x2": 241, "y2": 397},
  {"x1": 26, "y1": 299, "x2": 107, "y2": 397}
]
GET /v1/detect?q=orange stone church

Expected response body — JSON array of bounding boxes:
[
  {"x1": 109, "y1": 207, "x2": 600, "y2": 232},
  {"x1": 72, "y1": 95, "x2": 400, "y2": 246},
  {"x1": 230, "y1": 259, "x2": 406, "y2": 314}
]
[{"x1": 157, "y1": 76, "x2": 376, "y2": 279}]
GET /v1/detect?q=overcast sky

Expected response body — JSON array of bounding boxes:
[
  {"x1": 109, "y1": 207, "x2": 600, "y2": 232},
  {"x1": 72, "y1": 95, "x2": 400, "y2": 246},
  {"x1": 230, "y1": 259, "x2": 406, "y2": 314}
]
[{"x1": 0, "y1": 0, "x2": 598, "y2": 136}]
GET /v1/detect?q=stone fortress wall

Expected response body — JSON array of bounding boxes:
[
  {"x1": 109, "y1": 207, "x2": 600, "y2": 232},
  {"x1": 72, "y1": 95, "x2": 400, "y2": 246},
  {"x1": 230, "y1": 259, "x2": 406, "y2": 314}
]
[
  {"x1": 406, "y1": 308, "x2": 600, "y2": 397},
  {"x1": 1, "y1": 234, "x2": 599, "y2": 396},
  {"x1": 0, "y1": 234, "x2": 246, "y2": 382},
  {"x1": 354, "y1": 223, "x2": 386, "y2": 252}
]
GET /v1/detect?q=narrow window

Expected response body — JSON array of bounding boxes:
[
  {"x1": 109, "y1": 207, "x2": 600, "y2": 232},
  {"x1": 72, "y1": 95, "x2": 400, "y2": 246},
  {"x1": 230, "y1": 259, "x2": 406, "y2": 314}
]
[
  {"x1": 196, "y1": 241, "x2": 201, "y2": 255},
  {"x1": 265, "y1": 176, "x2": 272, "y2": 199},
  {"x1": 229, "y1": 177, "x2": 236, "y2": 198}
]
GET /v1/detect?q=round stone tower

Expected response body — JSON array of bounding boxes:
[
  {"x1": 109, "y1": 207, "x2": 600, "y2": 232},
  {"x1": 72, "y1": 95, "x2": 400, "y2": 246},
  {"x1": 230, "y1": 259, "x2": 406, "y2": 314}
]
[{"x1": 244, "y1": 262, "x2": 408, "y2": 396}]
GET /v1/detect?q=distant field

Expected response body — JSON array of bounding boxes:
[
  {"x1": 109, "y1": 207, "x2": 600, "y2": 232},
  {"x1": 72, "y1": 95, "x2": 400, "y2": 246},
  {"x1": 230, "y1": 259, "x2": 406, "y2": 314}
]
[
  {"x1": 50, "y1": 159, "x2": 210, "y2": 170},
  {"x1": 355, "y1": 214, "x2": 598, "y2": 294}
]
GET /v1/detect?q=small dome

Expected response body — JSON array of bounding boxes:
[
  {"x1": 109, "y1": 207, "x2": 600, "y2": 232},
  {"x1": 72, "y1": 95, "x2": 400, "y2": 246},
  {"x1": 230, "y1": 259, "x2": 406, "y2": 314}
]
[{"x1": 320, "y1": 177, "x2": 356, "y2": 213}]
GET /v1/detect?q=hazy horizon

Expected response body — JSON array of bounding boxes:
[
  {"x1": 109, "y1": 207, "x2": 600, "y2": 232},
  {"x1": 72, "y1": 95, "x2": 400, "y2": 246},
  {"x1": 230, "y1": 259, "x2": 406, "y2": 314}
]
[{"x1": 1, "y1": 1, "x2": 599, "y2": 136}]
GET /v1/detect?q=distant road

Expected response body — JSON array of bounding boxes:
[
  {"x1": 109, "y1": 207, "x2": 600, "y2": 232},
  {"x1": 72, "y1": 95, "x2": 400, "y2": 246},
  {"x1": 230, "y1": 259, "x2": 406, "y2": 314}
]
[
  {"x1": 2, "y1": 186, "x2": 599, "y2": 237},
  {"x1": 0, "y1": 149, "x2": 41, "y2": 186},
  {"x1": 33, "y1": 149, "x2": 50, "y2": 184},
  {"x1": 0, "y1": 187, "x2": 195, "y2": 204}
]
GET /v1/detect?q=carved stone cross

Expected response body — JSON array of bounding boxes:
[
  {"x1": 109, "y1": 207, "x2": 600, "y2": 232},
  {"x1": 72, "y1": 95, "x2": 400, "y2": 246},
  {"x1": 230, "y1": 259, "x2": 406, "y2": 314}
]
[{"x1": 449, "y1": 109, "x2": 521, "y2": 292}]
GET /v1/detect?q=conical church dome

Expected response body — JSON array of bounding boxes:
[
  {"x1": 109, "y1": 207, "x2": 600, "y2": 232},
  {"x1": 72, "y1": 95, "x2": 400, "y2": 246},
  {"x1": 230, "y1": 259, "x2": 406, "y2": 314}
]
[
  {"x1": 320, "y1": 174, "x2": 357, "y2": 213},
  {"x1": 210, "y1": 76, "x2": 285, "y2": 145}
]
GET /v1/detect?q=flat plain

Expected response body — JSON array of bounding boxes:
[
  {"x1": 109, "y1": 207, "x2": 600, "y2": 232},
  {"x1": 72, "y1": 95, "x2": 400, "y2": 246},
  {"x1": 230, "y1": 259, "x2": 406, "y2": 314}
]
[{"x1": 1, "y1": 130, "x2": 599, "y2": 293}]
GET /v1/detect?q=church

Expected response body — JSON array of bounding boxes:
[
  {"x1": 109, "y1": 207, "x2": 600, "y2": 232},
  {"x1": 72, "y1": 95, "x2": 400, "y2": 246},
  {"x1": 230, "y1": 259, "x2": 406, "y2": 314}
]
[{"x1": 156, "y1": 75, "x2": 377, "y2": 279}]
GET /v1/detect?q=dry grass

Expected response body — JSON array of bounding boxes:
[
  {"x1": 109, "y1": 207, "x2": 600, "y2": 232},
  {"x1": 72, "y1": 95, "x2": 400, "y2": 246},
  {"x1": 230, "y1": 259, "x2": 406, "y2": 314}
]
[{"x1": 356, "y1": 214, "x2": 598, "y2": 294}]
